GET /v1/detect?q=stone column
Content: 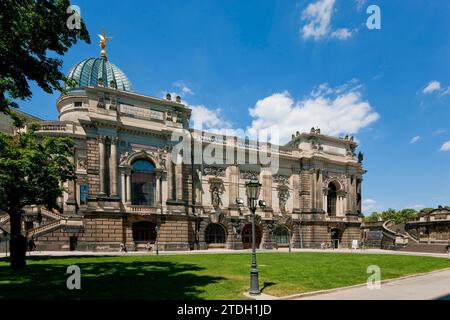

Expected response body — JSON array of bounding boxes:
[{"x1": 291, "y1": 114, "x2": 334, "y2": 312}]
[
  {"x1": 175, "y1": 161, "x2": 183, "y2": 201},
  {"x1": 98, "y1": 135, "x2": 106, "y2": 196},
  {"x1": 156, "y1": 173, "x2": 161, "y2": 205},
  {"x1": 317, "y1": 170, "x2": 323, "y2": 211},
  {"x1": 161, "y1": 173, "x2": 168, "y2": 208},
  {"x1": 262, "y1": 167, "x2": 272, "y2": 209},
  {"x1": 228, "y1": 165, "x2": 239, "y2": 207},
  {"x1": 109, "y1": 136, "x2": 119, "y2": 197},
  {"x1": 126, "y1": 172, "x2": 132, "y2": 204},
  {"x1": 292, "y1": 173, "x2": 300, "y2": 210},
  {"x1": 347, "y1": 175, "x2": 353, "y2": 214},
  {"x1": 310, "y1": 170, "x2": 316, "y2": 211},
  {"x1": 120, "y1": 171, "x2": 126, "y2": 203}
]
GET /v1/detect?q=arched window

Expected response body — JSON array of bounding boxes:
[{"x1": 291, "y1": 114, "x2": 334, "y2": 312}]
[
  {"x1": 131, "y1": 159, "x2": 156, "y2": 206},
  {"x1": 327, "y1": 182, "x2": 337, "y2": 216},
  {"x1": 275, "y1": 226, "x2": 290, "y2": 246},
  {"x1": 205, "y1": 224, "x2": 227, "y2": 244},
  {"x1": 132, "y1": 221, "x2": 157, "y2": 243}
]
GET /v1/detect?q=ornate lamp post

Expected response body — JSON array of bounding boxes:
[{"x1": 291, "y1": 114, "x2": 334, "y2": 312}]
[{"x1": 237, "y1": 179, "x2": 265, "y2": 296}]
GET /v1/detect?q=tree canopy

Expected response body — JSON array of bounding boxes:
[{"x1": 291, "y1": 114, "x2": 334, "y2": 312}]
[
  {"x1": 0, "y1": 112, "x2": 76, "y2": 269},
  {"x1": 363, "y1": 207, "x2": 449, "y2": 224},
  {"x1": 0, "y1": 0, "x2": 90, "y2": 114}
]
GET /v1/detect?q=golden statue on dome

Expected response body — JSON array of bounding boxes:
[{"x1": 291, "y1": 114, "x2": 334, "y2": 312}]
[{"x1": 98, "y1": 31, "x2": 112, "y2": 58}]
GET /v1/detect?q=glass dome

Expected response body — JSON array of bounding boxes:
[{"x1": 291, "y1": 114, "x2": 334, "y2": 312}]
[{"x1": 66, "y1": 57, "x2": 134, "y2": 92}]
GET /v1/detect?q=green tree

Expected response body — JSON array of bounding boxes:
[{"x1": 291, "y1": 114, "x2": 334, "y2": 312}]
[
  {"x1": 363, "y1": 211, "x2": 382, "y2": 223},
  {"x1": 397, "y1": 208, "x2": 418, "y2": 224},
  {"x1": 381, "y1": 208, "x2": 398, "y2": 222},
  {"x1": 0, "y1": 0, "x2": 90, "y2": 114},
  {"x1": 0, "y1": 113, "x2": 76, "y2": 269}
]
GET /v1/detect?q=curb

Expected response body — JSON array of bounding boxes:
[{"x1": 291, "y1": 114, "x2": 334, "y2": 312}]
[{"x1": 244, "y1": 267, "x2": 450, "y2": 300}]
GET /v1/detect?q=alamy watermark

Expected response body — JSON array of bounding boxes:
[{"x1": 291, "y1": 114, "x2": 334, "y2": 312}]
[
  {"x1": 66, "y1": 5, "x2": 82, "y2": 30},
  {"x1": 66, "y1": 265, "x2": 81, "y2": 290},
  {"x1": 366, "y1": 265, "x2": 381, "y2": 290},
  {"x1": 366, "y1": 5, "x2": 381, "y2": 30}
]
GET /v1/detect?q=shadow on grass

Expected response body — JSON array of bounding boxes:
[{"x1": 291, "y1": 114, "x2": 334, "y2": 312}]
[{"x1": 0, "y1": 258, "x2": 225, "y2": 300}]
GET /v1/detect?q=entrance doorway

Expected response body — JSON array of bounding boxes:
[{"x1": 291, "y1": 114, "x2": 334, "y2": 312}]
[
  {"x1": 69, "y1": 236, "x2": 78, "y2": 251},
  {"x1": 242, "y1": 224, "x2": 262, "y2": 249},
  {"x1": 330, "y1": 228, "x2": 341, "y2": 249}
]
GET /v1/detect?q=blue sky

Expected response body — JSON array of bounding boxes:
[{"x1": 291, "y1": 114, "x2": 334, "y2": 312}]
[{"x1": 19, "y1": 0, "x2": 449, "y2": 213}]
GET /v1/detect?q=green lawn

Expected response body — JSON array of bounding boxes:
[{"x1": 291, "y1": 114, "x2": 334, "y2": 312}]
[{"x1": 0, "y1": 252, "x2": 449, "y2": 300}]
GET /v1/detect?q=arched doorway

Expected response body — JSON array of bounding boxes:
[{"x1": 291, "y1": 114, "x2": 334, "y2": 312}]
[
  {"x1": 275, "y1": 226, "x2": 291, "y2": 247},
  {"x1": 242, "y1": 224, "x2": 262, "y2": 249},
  {"x1": 132, "y1": 221, "x2": 157, "y2": 243},
  {"x1": 327, "y1": 182, "x2": 338, "y2": 216},
  {"x1": 205, "y1": 223, "x2": 227, "y2": 247},
  {"x1": 330, "y1": 228, "x2": 341, "y2": 249},
  {"x1": 131, "y1": 159, "x2": 156, "y2": 206}
]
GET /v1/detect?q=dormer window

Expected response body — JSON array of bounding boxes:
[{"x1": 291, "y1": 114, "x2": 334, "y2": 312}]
[
  {"x1": 110, "y1": 80, "x2": 117, "y2": 89},
  {"x1": 98, "y1": 78, "x2": 104, "y2": 87}
]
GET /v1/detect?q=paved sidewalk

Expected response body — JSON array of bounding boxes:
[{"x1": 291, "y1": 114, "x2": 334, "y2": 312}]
[
  {"x1": 295, "y1": 269, "x2": 450, "y2": 300},
  {"x1": 1, "y1": 248, "x2": 449, "y2": 259}
]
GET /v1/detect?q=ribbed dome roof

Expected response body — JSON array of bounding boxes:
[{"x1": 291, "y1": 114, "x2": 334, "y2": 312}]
[{"x1": 66, "y1": 57, "x2": 134, "y2": 92}]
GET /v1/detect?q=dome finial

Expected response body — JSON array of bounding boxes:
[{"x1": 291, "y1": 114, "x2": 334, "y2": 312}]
[{"x1": 98, "y1": 31, "x2": 112, "y2": 59}]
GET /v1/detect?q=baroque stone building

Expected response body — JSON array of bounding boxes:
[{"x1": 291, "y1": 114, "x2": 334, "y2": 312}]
[{"x1": 0, "y1": 40, "x2": 365, "y2": 251}]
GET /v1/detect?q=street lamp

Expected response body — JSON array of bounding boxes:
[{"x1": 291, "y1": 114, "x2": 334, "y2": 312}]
[{"x1": 237, "y1": 179, "x2": 264, "y2": 296}]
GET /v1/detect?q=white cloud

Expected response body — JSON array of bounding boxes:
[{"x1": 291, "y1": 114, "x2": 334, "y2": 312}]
[
  {"x1": 173, "y1": 81, "x2": 194, "y2": 96},
  {"x1": 247, "y1": 81, "x2": 380, "y2": 143},
  {"x1": 300, "y1": 0, "x2": 353, "y2": 41},
  {"x1": 442, "y1": 86, "x2": 450, "y2": 95},
  {"x1": 409, "y1": 204, "x2": 425, "y2": 210},
  {"x1": 331, "y1": 28, "x2": 353, "y2": 40},
  {"x1": 434, "y1": 129, "x2": 446, "y2": 135},
  {"x1": 410, "y1": 136, "x2": 421, "y2": 144},
  {"x1": 362, "y1": 199, "x2": 379, "y2": 213},
  {"x1": 301, "y1": 0, "x2": 335, "y2": 40},
  {"x1": 189, "y1": 105, "x2": 233, "y2": 133},
  {"x1": 441, "y1": 141, "x2": 450, "y2": 152},
  {"x1": 422, "y1": 81, "x2": 441, "y2": 94}
]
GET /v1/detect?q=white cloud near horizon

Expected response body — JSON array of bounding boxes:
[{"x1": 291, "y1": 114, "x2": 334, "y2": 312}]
[
  {"x1": 247, "y1": 81, "x2": 380, "y2": 143},
  {"x1": 410, "y1": 136, "x2": 421, "y2": 144},
  {"x1": 441, "y1": 141, "x2": 450, "y2": 152},
  {"x1": 362, "y1": 199, "x2": 379, "y2": 214},
  {"x1": 186, "y1": 80, "x2": 379, "y2": 144},
  {"x1": 189, "y1": 105, "x2": 233, "y2": 133},
  {"x1": 301, "y1": 0, "x2": 354, "y2": 41}
]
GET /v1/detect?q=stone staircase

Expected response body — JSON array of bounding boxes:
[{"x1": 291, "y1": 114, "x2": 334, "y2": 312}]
[
  {"x1": 0, "y1": 213, "x2": 9, "y2": 225},
  {"x1": 26, "y1": 218, "x2": 83, "y2": 238},
  {"x1": 0, "y1": 208, "x2": 83, "y2": 239}
]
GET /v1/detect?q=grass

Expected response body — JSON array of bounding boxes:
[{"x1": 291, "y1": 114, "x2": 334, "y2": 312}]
[{"x1": 0, "y1": 252, "x2": 449, "y2": 300}]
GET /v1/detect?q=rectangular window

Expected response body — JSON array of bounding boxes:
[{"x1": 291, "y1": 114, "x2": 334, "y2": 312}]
[
  {"x1": 79, "y1": 184, "x2": 88, "y2": 206},
  {"x1": 74, "y1": 101, "x2": 83, "y2": 107}
]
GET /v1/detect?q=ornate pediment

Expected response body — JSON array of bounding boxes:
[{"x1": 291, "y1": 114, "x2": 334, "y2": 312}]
[
  {"x1": 323, "y1": 171, "x2": 347, "y2": 190},
  {"x1": 120, "y1": 148, "x2": 168, "y2": 170}
]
